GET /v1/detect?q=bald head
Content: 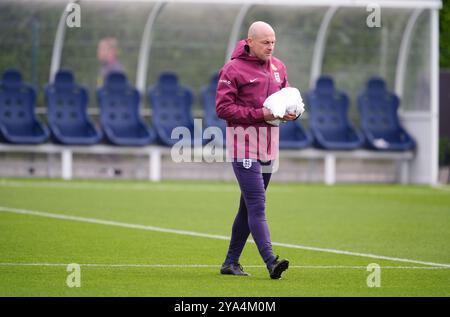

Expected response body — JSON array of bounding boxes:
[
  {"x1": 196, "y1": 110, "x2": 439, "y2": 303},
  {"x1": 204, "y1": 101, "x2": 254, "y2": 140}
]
[
  {"x1": 248, "y1": 21, "x2": 275, "y2": 40},
  {"x1": 246, "y1": 21, "x2": 276, "y2": 62}
]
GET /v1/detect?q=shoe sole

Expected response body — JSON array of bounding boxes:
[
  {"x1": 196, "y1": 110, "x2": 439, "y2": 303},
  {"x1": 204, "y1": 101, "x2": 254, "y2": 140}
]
[
  {"x1": 220, "y1": 270, "x2": 250, "y2": 276},
  {"x1": 270, "y1": 260, "x2": 289, "y2": 279}
]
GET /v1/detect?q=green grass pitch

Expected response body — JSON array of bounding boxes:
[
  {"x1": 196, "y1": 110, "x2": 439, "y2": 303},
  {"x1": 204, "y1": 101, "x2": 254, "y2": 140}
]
[{"x1": 0, "y1": 178, "x2": 449, "y2": 296}]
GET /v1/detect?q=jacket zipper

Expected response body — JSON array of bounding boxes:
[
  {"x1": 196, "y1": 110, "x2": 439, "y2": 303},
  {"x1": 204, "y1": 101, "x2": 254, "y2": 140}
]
[
  {"x1": 263, "y1": 63, "x2": 271, "y2": 97},
  {"x1": 262, "y1": 62, "x2": 272, "y2": 159}
]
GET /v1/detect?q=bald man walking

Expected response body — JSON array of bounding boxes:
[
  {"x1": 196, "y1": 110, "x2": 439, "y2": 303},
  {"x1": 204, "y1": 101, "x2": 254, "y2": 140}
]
[{"x1": 216, "y1": 21, "x2": 295, "y2": 279}]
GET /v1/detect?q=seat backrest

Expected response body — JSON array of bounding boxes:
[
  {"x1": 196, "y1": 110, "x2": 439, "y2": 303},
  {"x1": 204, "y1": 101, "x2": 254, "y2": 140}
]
[
  {"x1": 45, "y1": 69, "x2": 88, "y2": 128},
  {"x1": 201, "y1": 73, "x2": 225, "y2": 130},
  {"x1": 97, "y1": 71, "x2": 141, "y2": 129},
  {"x1": 358, "y1": 77, "x2": 401, "y2": 133},
  {"x1": 0, "y1": 69, "x2": 37, "y2": 127},
  {"x1": 280, "y1": 120, "x2": 301, "y2": 140},
  {"x1": 149, "y1": 72, "x2": 194, "y2": 130},
  {"x1": 306, "y1": 75, "x2": 351, "y2": 135}
]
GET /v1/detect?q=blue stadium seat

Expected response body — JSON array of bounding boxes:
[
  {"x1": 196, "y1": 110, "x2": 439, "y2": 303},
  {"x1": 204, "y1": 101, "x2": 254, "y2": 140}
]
[
  {"x1": 149, "y1": 72, "x2": 204, "y2": 146},
  {"x1": 358, "y1": 77, "x2": 415, "y2": 151},
  {"x1": 45, "y1": 70, "x2": 102, "y2": 145},
  {"x1": 0, "y1": 69, "x2": 49, "y2": 144},
  {"x1": 279, "y1": 119, "x2": 313, "y2": 149},
  {"x1": 305, "y1": 75, "x2": 364, "y2": 150},
  {"x1": 201, "y1": 73, "x2": 226, "y2": 145},
  {"x1": 97, "y1": 71, "x2": 155, "y2": 146}
]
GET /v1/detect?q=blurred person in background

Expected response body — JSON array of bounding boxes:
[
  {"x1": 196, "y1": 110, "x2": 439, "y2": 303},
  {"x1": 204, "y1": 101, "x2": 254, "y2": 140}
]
[
  {"x1": 97, "y1": 37, "x2": 123, "y2": 86},
  {"x1": 96, "y1": 37, "x2": 124, "y2": 176}
]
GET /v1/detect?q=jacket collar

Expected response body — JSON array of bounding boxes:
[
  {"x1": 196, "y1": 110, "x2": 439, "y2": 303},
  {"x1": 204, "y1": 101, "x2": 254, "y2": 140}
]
[{"x1": 231, "y1": 39, "x2": 268, "y2": 65}]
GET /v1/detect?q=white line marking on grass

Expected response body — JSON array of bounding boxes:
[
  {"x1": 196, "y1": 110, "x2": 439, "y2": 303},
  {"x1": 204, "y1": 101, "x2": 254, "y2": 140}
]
[
  {"x1": 1, "y1": 205, "x2": 450, "y2": 269},
  {"x1": 0, "y1": 263, "x2": 448, "y2": 270},
  {"x1": 286, "y1": 265, "x2": 449, "y2": 269},
  {"x1": 0, "y1": 263, "x2": 218, "y2": 268}
]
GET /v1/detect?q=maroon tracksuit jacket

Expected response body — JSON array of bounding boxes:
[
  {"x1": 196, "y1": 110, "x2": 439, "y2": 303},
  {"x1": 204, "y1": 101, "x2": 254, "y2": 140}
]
[{"x1": 216, "y1": 40, "x2": 289, "y2": 160}]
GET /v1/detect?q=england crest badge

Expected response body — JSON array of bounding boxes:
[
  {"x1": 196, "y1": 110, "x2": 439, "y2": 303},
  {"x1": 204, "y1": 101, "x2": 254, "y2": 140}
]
[
  {"x1": 274, "y1": 72, "x2": 281, "y2": 83},
  {"x1": 242, "y1": 159, "x2": 252, "y2": 169}
]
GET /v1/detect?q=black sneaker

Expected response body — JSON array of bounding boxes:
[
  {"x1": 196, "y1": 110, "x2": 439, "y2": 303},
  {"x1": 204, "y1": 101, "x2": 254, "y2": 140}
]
[
  {"x1": 268, "y1": 256, "x2": 289, "y2": 279},
  {"x1": 220, "y1": 263, "x2": 250, "y2": 276}
]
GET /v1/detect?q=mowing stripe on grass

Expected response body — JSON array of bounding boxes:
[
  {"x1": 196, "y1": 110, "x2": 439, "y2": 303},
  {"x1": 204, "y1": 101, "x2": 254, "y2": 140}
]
[
  {"x1": 0, "y1": 180, "x2": 241, "y2": 192},
  {"x1": 433, "y1": 184, "x2": 450, "y2": 192},
  {"x1": 3, "y1": 179, "x2": 449, "y2": 194},
  {"x1": 0, "y1": 179, "x2": 296, "y2": 194},
  {"x1": 1, "y1": 205, "x2": 450, "y2": 269},
  {"x1": 0, "y1": 263, "x2": 448, "y2": 269},
  {"x1": 1, "y1": 179, "x2": 449, "y2": 196}
]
